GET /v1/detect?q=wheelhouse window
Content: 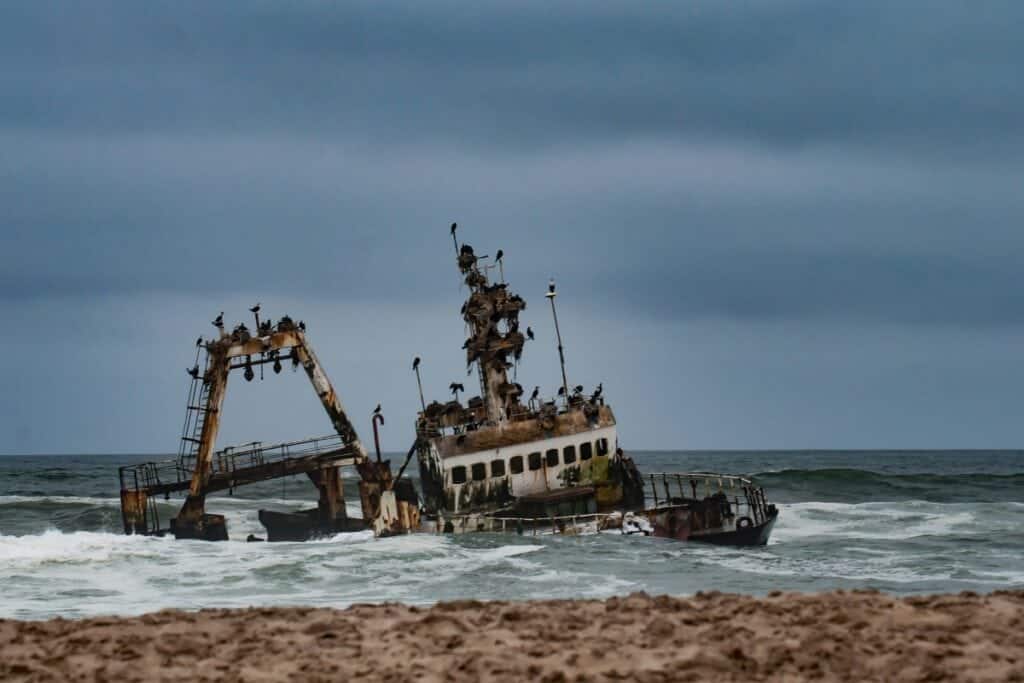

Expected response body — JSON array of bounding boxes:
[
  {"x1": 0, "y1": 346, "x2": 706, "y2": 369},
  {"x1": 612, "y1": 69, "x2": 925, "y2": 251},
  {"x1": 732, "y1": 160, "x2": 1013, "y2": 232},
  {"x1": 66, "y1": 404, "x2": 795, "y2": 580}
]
[
  {"x1": 451, "y1": 466, "x2": 467, "y2": 484},
  {"x1": 563, "y1": 445, "x2": 576, "y2": 464},
  {"x1": 510, "y1": 455, "x2": 524, "y2": 474},
  {"x1": 546, "y1": 449, "x2": 559, "y2": 467},
  {"x1": 580, "y1": 442, "x2": 593, "y2": 460},
  {"x1": 596, "y1": 438, "x2": 609, "y2": 456},
  {"x1": 528, "y1": 452, "x2": 542, "y2": 471},
  {"x1": 491, "y1": 459, "x2": 506, "y2": 477},
  {"x1": 471, "y1": 462, "x2": 487, "y2": 482}
]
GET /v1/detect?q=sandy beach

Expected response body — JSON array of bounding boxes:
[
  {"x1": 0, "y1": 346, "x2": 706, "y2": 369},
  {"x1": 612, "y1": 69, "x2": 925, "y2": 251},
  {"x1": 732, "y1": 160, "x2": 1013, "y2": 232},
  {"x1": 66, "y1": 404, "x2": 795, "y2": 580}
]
[{"x1": 1, "y1": 590, "x2": 1021, "y2": 682}]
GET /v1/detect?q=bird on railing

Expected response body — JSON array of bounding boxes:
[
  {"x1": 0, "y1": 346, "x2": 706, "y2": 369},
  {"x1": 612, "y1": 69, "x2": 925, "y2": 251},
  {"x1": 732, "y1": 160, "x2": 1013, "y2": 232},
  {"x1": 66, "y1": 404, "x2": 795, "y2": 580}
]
[
  {"x1": 530, "y1": 386, "x2": 540, "y2": 402},
  {"x1": 557, "y1": 386, "x2": 566, "y2": 396},
  {"x1": 186, "y1": 365, "x2": 200, "y2": 379},
  {"x1": 573, "y1": 385, "x2": 584, "y2": 395}
]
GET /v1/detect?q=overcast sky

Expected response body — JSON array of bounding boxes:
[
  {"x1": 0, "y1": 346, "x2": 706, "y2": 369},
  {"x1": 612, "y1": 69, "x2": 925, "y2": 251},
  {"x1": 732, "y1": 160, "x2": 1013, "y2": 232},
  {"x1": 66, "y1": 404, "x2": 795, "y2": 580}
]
[{"x1": 3, "y1": 1, "x2": 1023, "y2": 454}]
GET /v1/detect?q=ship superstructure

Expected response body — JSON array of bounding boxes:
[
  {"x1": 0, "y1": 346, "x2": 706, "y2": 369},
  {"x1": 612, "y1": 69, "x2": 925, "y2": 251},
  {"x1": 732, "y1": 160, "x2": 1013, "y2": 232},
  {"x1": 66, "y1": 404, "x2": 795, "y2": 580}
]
[{"x1": 415, "y1": 229, "x2": 645, "y2": 520}]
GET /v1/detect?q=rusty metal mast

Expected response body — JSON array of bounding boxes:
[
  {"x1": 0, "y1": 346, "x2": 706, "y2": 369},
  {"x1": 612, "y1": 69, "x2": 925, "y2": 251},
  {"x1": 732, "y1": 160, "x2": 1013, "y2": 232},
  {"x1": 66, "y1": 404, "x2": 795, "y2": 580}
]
[{"x1": 456, "y1": 241, "x2": 526, "y2": 425}]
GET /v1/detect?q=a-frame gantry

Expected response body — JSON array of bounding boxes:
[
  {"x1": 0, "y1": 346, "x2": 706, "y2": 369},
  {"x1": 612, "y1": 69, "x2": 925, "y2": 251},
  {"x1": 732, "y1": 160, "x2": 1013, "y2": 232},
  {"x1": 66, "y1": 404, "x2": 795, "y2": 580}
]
[{"x1": 119, "y1": 315, "x2": 415, "y2": 541}]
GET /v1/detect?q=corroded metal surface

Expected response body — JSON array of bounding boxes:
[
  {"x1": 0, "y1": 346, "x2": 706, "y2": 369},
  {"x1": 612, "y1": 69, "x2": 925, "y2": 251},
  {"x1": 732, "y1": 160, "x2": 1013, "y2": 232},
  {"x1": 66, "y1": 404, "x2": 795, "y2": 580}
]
[
  {"x1": 432, "y1": 405, "x2": 617, "y2": 458},
  {"x1": 414, "y1": 234, "x2": 645, "y2": 518},
  {"x1": 119, "y1": 316, "x2": 383, "y2": 540}
]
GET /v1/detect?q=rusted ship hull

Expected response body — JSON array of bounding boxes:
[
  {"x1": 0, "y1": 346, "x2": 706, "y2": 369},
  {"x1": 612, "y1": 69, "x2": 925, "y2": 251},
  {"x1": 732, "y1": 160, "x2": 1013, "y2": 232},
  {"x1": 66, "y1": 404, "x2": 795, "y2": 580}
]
[
  {"x1": 257, "y1": 509, "x2": 367, "y2": 542},
  {"x1": 690, "y1": 512, "x2": 777, "y2": 546},
  {"x1": 644, "y1": 504, "x2": 778, "y2": 546}
]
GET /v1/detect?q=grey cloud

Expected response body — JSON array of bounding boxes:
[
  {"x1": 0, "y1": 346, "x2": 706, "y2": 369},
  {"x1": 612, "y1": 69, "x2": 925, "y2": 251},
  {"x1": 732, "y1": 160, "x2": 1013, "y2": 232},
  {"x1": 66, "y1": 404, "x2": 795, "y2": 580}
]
[{"x1": 1, "y1": 2, "x2": 1022, "y2": 154}]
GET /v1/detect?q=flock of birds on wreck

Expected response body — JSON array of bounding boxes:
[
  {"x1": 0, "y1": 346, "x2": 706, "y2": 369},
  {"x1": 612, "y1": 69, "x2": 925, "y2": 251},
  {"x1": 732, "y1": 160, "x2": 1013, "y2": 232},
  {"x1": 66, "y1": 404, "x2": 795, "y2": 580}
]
[{"x1": 183, "y1": 235, "x2": 606, "y2": 421}]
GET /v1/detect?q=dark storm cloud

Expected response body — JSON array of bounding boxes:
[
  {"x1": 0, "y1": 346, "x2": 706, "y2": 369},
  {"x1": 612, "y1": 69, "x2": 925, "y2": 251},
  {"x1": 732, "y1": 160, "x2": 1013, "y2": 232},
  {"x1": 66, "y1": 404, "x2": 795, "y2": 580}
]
[
  {"x1": 2, "y1": 1, "x2": 1022, "y2": 150},
  {"x1": 2, "y1": 0, "x2": 1023, "y2": 326}
]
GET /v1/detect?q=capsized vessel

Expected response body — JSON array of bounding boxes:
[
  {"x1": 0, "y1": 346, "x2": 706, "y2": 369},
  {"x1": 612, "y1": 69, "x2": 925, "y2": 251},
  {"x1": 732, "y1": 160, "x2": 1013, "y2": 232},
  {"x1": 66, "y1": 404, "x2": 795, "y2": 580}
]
[{"x1": 410, "y1": 226, "x2": 778, "y2": 544}]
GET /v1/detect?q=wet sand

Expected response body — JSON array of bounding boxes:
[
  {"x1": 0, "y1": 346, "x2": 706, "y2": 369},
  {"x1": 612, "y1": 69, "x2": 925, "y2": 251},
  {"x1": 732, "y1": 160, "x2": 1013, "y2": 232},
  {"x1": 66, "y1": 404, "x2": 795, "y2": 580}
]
[{"x1": 2, "y1": 590, "x2": 1022, "y2": 682}]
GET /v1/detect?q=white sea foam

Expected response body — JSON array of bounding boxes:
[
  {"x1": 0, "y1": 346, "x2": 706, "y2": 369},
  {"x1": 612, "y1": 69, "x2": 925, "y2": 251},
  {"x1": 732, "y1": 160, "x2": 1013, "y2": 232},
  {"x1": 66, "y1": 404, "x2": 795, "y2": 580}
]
[
  {"x1": 0, "y1": 529, "x2": 168, "y2": 568},
  {"x1": 770, "y1": 501, "x2": 1021, "y2": 542},
  {"x1": 1, "y1": 496, "x2": 1022, "y2": 619}
]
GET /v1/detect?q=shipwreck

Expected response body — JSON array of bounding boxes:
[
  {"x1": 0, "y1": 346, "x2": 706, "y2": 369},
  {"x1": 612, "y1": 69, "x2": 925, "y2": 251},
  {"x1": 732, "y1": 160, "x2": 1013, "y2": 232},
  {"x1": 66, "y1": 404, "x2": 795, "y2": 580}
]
[{"x1": 118, "y1": 224, "x2": 777, "y2": 545}]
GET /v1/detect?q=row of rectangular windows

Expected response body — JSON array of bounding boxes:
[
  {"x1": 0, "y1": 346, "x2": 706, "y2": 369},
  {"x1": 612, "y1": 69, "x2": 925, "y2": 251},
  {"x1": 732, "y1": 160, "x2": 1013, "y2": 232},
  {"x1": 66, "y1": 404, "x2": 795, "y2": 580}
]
[{"x1": 450, "y1": 438, "x2": 609, "y2": 484}]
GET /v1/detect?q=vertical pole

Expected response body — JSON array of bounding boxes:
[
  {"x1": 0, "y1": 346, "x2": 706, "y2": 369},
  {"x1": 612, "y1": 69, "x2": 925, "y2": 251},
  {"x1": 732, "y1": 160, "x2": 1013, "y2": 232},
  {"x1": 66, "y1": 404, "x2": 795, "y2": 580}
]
[
  {"x1": 414, "y1": 366, "x2": 426, "y2": 412},
  {"x1": 372, "y1": 414, "x2": 385, "y2": 463},
  {"x1": 546, "y1": 281, "x2": 570, "y2": 406}
]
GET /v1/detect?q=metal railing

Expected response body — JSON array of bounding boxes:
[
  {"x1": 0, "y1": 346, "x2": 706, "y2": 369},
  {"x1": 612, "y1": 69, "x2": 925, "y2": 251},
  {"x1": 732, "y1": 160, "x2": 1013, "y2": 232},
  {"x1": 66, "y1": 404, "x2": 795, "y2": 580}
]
[
  {"x1": 119, "y1": 433, "x2": 356, "y2": 496},
  {"x1": 437, "y1": 512, "x2": 617, "y2": 535},
  {"x1": 210, "y1": 434, "x2": 351, "y2": 476},
  {"x1": 642, "y1": 472, "x2": 772, "y2": 525}
]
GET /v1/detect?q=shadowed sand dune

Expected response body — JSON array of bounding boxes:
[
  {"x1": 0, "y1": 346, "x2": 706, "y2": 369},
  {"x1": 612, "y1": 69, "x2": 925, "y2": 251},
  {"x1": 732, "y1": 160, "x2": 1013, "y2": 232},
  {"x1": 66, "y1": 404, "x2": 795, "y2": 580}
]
[{"x1": 1, "y1": 590, "x2": 1022, "y2": 682}]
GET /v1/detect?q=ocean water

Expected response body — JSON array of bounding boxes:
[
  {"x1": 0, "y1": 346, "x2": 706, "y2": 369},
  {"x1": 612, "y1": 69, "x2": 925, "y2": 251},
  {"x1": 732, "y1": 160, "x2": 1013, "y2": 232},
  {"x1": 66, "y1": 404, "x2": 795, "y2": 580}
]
[{"x1": 0, "y1": 450, "x2": 1021, "y2": 620}]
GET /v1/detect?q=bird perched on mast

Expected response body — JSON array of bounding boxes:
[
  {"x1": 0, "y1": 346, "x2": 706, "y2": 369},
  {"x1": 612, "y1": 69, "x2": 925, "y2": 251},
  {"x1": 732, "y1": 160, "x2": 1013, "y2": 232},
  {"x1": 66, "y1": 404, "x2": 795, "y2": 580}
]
[
  {"x1": 195, "y1": 336, "x2": 203, "y2": 347},
  {"x1": 373, "y1": 403, "x2": 382, "y2": 416},
  {"x1": 449, "y1": 382, "x2": 465, "y2": 401},
  {"x1": 413, "y1": 356, "x2": 421, "y2": 371},
  {"x1": 212, "y1": 312, "x2": 224, "y2": 329},
  {"x1": 495, "y1": 249, "x2": 506, "y2": 282}
]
